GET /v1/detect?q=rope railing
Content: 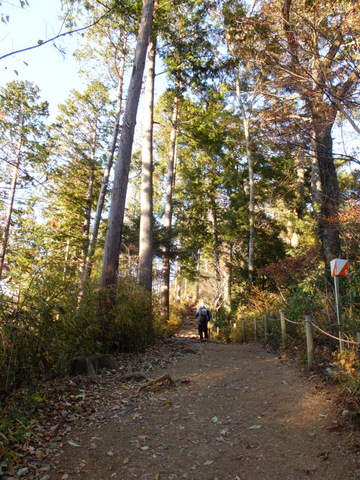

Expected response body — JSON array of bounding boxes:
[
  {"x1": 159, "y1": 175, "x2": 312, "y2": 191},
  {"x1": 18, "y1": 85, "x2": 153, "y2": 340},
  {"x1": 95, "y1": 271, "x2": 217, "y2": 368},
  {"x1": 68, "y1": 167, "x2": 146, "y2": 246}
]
[
  {"x1": 282, "y1": 312, "x2": 359, "y2": 365},
  {"x1": 282, "y1": 314, "x2": 358, "y2": 346},
  {"x1": 310, "y1": 321, "x2": 358, "y2": 345},
  {"x1": 283, "y1": 316, "x2": 303, "y2": 325},
  {"x1": 255, "y1": 312, "x2": 359, "y2": 366},
  {"x1": 221, "y1": 311, "x2": 359, "y2": 366}
]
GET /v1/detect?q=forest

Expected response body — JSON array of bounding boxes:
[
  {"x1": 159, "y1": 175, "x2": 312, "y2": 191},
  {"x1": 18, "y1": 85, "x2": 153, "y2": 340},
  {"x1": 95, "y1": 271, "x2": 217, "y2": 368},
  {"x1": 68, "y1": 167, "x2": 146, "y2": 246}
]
[{"x1": 0, "y1": 0, "x2": 359, "y2": 411}]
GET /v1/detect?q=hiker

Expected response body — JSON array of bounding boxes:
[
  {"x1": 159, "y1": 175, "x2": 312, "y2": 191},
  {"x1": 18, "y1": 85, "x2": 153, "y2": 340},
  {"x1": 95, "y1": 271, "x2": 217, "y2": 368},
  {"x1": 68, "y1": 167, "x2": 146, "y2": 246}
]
[{"x1": 195, "y1": 303, "x2": 212, "y2": 340}]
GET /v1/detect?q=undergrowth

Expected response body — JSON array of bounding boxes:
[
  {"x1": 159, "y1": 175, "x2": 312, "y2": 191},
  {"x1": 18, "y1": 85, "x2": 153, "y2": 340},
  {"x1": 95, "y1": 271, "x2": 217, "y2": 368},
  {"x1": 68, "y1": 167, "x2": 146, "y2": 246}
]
[
  {"x1": 0, "y1": 389, "x2": 47, "y2": 470},
  {"x1": 0, "y1": 276, "x2": 165, "y2": 395}
]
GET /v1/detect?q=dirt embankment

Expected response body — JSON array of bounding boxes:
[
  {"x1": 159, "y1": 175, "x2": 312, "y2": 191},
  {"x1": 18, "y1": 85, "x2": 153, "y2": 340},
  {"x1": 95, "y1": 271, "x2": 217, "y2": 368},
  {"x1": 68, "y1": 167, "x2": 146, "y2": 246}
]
[{"x1": 8, "y1": 314, "x2": 360, "y2": 480}]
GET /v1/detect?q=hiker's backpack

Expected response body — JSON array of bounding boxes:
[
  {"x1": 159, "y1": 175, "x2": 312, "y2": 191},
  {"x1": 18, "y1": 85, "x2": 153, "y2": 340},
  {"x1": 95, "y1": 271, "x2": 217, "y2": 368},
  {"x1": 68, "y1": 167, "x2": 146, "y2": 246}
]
[{"x1": 199, "y1": 308, "x2": 208, "y2": 323}]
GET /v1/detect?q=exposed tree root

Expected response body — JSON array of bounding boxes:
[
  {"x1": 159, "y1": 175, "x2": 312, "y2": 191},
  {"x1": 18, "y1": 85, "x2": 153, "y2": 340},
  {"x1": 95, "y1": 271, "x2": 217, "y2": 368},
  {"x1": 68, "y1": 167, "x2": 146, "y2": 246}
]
[
  {"x1": 119, "y1": 372, "x2": 152, "y2": 382},
  {"x1": 138, "y1": 373, "x2": 174, "y2": 391},
  {"x1": 119, "y1": 372, "x2": 175, "y2": 392}
]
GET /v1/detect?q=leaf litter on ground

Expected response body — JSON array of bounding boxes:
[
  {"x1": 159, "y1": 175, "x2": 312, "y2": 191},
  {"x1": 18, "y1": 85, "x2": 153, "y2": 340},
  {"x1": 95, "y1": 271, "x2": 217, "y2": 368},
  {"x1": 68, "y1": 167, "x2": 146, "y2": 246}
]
[{"x1": 0, "y1": 337, "x2": 195, "y2": 479}]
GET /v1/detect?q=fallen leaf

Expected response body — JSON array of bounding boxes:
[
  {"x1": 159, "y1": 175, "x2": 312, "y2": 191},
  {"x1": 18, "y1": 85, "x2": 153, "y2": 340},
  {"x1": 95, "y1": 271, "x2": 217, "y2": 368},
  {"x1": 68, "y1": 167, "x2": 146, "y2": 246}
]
[
  {"x1": 35, "y1": 450, "x2": 46, "y2": 459},
  {"x1": 317, "y1": 451, "x2": 330, "y2": 461},
  {"x1": 248, "y1": 425, "x2": 262, "y2": 430},
  {"x1": 188, "y1": 438, "x2": 199, "y2": 444},
  {"x1": 247, "y1": 443, "x2": 260, "y2": 449},
  {"x1": 68, "y1": 440, "x2": 81, "y2": 447},
  {"x1": 16, "y1": 468, "x2": 29, "y2": 477}
]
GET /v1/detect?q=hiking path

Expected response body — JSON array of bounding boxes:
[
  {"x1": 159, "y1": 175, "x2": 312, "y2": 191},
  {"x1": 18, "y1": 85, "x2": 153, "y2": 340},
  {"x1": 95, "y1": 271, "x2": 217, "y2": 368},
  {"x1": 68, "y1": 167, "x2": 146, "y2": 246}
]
[{"x1": 12, "y1": 308, "x2": 360, "y2": 480}]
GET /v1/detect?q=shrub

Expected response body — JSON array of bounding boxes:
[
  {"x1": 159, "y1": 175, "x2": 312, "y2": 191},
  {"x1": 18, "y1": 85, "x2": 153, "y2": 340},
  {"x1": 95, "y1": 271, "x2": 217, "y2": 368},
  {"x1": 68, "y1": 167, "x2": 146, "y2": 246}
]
[
  {"x1": 0, "y1": 276, "x2": 161, "y2": 393},
  {"x1": 96, "y1": 278, "x2": 155, "y2": 352}
]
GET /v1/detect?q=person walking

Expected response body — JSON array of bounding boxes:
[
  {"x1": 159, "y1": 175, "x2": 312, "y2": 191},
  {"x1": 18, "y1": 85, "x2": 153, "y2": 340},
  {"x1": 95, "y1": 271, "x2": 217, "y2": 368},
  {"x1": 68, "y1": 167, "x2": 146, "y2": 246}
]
[{"x1": 195, "y1": 303, "x2": 212, "y2": 340}]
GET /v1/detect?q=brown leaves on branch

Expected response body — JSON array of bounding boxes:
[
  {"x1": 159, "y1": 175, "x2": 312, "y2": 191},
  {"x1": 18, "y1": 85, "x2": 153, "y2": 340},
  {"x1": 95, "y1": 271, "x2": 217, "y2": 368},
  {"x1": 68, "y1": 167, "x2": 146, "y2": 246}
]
[{"x1": 258, "y1": 246, "x2": 321, "y2": 289}]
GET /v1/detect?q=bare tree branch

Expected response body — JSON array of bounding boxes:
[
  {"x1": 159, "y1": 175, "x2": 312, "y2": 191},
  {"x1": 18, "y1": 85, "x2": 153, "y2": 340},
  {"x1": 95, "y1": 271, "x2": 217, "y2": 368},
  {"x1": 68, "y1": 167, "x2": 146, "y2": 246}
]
[{"x1": 0, "y1": 10, "x2": 111, "y2": 61}]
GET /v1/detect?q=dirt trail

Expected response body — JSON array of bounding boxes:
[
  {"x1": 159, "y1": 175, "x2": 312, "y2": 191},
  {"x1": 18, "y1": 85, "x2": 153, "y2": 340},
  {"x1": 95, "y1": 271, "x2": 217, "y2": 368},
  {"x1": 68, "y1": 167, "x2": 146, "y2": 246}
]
[{"x1": 43, "y1": 313, "x2": 359, "y2": 480}]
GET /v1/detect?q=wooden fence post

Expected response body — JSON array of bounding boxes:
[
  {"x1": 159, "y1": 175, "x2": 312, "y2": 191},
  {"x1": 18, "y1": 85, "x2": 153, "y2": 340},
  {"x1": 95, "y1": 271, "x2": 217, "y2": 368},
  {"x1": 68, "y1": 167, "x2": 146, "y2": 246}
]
[
  {"x1": 254, "y1": 318, "x2": 257, "y2": 342},
  {"x1": 242, "y1": 321, "x2": 245, "y2": 341},
  {"x1": 264, "y1": 314, "x2": 268, "y2": 343},
  {"x1": 280, "y1": 311, "x2": 286, "y2": 348},
  {"x1": 305, "y1": 314, "x2": 314, "y2": 366}
]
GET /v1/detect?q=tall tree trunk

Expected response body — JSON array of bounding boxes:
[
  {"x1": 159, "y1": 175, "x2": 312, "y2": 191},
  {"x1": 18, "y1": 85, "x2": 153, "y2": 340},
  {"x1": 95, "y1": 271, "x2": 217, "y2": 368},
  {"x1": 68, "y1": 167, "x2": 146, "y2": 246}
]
[
  {"x1": 280, "y1": 0, "x2": 344, "y2": 266},
  {"x1": 227, "y1": 243, "x2": 233, "y2": 308},
  {"x1": 80, "y1": 126, "x2": 97, "y2": 279},
  {"x1": 83, "y1": 49, "x2": 126, "y2": 281},
  {"x1": 100, "y1": 0, "x2": 154, "y2": 290},
  {"x1": 138, "y1": 37, "x2": 156, "y2": 294},
  {"x1": 174, "y1": 263, "x2": 181, "y2": 303},
  {"x1": 161, "y1": 94, "x2": 179, "y2": 317},
  {"x1": 313, "y1": 119, "x2": 341, "y2": 265},
  {"x1": 0, "y1": 138, "x2": 22, "y2": 280},
  {"x1": 195, "y1": 252, "x2": 200, "y2": 302},
  {"x1": 211, "y1": 204, "x2": 223, "y2": 308},
  {"x1": 310, "y1": 129, "x2": 322, "y2": 210},
  {"x1": 236, "y1": 74, "x2": 254, "y2": 290},
  {"x1": 294, "y1": 151, "x2": 306, "y2": 220},
  {"x1": 62, "y1": 239, "x2": 70, "y2": 282}
]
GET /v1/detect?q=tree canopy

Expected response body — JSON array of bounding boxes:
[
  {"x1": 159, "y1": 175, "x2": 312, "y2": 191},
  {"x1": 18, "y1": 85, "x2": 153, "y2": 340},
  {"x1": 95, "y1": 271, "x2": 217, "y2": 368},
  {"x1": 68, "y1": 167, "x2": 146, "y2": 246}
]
[{"x1": 0, "y1": 0, "x2": 359, "y2": 392}]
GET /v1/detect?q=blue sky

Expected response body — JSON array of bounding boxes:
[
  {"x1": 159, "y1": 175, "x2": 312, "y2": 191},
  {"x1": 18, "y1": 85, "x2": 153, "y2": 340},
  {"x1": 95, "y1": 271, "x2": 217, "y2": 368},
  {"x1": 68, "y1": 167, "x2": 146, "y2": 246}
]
[{"x1": 0, "y1": 0, "x2": 84, "y2": 117}]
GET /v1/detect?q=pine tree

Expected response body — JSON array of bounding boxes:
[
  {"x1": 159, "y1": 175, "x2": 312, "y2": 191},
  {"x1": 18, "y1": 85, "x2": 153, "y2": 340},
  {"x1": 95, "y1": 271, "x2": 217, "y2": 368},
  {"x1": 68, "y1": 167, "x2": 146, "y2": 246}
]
[
  {"x1": 47, "y1": 82, "x2": 113, "y2": 282},
  {"x1": 223, "y1": 0, "x2": 360, "y2": 265},
  {"x1": 100, "y1": 0, "x2": 155, "y2": 290},
  {"x1": 0, "y1": 80, "x2": 48, "y2": 279}
]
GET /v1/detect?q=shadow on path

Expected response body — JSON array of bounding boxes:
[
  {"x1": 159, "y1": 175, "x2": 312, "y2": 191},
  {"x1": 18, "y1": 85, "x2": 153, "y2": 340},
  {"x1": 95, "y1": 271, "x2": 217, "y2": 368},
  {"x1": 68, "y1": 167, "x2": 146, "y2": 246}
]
[{"x1": 45, "y1": 306, "x2": 360, "y2": 480}]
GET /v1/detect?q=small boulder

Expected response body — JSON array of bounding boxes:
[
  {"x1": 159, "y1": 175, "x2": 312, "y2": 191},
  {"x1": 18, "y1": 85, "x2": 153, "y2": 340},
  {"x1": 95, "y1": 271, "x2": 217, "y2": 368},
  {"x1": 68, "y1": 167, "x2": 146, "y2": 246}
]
[{"x1": 69, "y1": 354, "x2": 118, "y2": 376}]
